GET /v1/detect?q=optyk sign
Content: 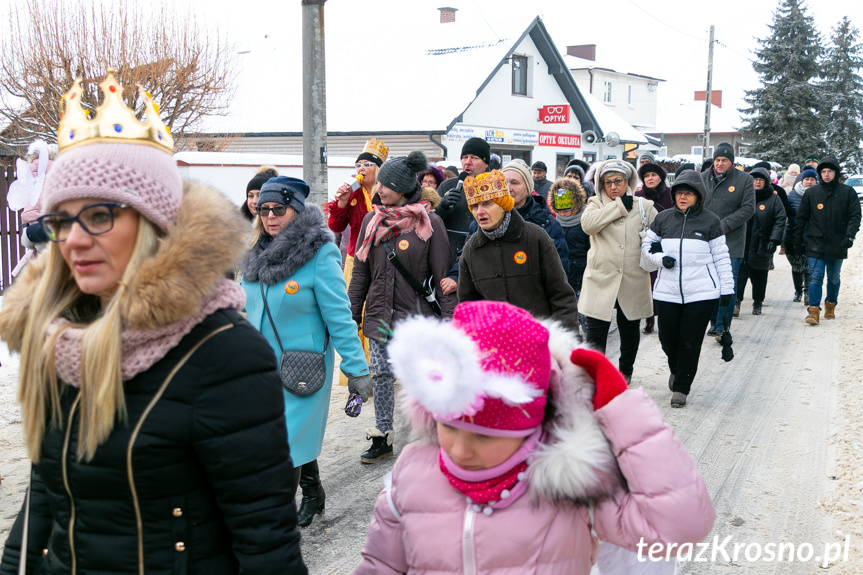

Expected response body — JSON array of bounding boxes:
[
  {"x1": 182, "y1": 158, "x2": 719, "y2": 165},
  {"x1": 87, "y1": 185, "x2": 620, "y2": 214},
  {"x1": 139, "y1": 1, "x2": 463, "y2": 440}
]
[
  {"x1": 538, "y1": 132, "x2": 581, "y2": 148},
  {"x1": 538, "y1": 105, "x2": 571, "y2": 124}
]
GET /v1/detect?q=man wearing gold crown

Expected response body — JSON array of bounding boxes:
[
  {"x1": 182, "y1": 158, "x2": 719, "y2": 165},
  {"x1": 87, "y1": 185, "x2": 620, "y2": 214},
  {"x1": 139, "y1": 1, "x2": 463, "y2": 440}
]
[{"x1": 457, "y1": 170, "x2": 580, "y2": 333}]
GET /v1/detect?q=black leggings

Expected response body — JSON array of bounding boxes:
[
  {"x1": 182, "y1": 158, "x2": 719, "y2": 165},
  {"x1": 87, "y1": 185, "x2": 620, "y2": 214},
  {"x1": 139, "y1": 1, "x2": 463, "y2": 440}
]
[
  {"x1": 737, "y1": 262, "x2": 768, "y2": 303},
  {"x1": 657, "y1": 299, "x2": 716, "y2": 395},
  {"x1": 584, "y1": 303, "x2": 641, "y2": 377}
]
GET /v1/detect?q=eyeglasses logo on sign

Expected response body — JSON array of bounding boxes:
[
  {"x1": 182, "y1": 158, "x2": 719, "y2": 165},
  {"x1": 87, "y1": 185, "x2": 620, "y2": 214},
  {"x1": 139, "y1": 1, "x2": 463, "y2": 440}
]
[{"x1": 538, "y1": 104, "x2": 571, "y2": 124}]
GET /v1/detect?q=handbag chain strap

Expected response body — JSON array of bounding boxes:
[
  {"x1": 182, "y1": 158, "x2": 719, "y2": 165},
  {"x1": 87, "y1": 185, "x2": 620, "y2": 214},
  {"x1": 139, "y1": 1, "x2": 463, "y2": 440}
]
[{"x1": 259, "y1": 282, "x2": 328, "y2": 354}]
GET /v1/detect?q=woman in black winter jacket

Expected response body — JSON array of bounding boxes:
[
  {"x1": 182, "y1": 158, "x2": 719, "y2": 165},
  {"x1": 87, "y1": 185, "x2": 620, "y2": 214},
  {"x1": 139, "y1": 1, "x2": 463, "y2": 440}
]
[
  {"x1": 736, "y1": 167, "x2": 787, "y2": 315},
  {"x1": 0, "y1": 71, "x2": 305, "y2": 575}
]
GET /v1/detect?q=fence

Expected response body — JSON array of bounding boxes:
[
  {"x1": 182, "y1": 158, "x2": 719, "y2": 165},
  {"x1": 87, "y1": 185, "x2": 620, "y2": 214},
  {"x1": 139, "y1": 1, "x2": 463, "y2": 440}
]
[{"x1": 0, "y1": 161, "x2": 22, "y2": 293}]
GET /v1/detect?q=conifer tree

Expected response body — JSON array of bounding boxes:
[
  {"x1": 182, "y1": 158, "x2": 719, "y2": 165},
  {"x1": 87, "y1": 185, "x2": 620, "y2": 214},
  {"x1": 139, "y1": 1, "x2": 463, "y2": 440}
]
[
  {"x1": 820, "y1": 16, "x2": 863, "y2": 173},
  {"x1": 739, "y1": 0, "x2": 825, "y2": 165}
]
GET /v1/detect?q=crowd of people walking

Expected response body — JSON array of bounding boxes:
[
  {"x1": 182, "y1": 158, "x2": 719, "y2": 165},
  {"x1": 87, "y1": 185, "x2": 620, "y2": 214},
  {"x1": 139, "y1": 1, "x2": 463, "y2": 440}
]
[{"x1": 0, "y1": 68, "x2": 859, "y2": 574}]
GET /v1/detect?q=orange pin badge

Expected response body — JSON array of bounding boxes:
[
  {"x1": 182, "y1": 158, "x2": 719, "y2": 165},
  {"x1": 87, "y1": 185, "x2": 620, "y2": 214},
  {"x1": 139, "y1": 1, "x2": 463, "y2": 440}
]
[
  {"x1": 398, "y1": 239, "x2": 409, "y2": 250},
  {"x1": 514, "y1": 251, "x2": 527, "y2": 264},
  {"x1": 817, "y1": 203, "x2": 824, "y2": 210},
  {"x1": 728, "y1": 186, "x2": 736, "y2": 192},
  {"x1": 351, "y1": 198, "x2": 357, "y2": 206},
  {"x1": 759, "y1": 204, "x2": 766, "y2": 211},
  {"x1": 285, "y1": 280, "x2": 299, "y2": 294}
]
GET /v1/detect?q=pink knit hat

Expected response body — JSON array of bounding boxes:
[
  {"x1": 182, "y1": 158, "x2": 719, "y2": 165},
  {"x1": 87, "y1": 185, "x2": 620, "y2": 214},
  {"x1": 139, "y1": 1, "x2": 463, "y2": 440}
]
[
  {"x1": 389, "y1": 301, "x2": 550, "y2": 437},
  {"x1": 42, "y1": 142, "x2": 183, "y2": 232}
]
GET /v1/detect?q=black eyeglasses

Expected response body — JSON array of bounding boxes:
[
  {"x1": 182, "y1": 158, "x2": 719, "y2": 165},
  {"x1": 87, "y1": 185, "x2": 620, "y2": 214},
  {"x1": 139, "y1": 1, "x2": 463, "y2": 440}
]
[
  {"x1": 37, "y1": 203, "x2": 129, "y2": 242},
  {"x1": 258, "y1": 205, "x2": 289, "y2": 217}
]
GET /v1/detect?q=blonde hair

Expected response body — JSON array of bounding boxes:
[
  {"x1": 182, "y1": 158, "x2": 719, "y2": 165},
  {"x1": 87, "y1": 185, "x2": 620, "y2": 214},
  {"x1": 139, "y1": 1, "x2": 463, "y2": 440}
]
[{"x1": 18, "y1": 215, "x2": 160, "y2": 461}]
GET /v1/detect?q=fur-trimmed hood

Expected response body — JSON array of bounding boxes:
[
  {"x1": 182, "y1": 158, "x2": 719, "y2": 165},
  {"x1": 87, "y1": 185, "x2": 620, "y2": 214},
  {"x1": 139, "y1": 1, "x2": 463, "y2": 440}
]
[
  {"x1": 402, "y1": 319, "x2": 623, "y2": 506},
  {"x1": 0, "y1": 180, "x2": 250, "y2": 350},
  {"x1": 241, "y1": 204, "x2": 333, "y2": 285}
]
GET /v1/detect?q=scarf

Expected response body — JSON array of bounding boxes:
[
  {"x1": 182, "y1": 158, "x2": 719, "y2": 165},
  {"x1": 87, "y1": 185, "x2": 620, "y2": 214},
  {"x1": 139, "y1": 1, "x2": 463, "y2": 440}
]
[
  {"x1": 480, "y1": 211, "x2": 512, "y2": 240},
  {"x1": 355, "y1": 201, "x2": 433, "y2": 261},
  {"x1": 51, "y1": 280, "x2": 246, "y2": 388},
  {"x1": 794, "y1": 181, "x2": 811, "y2": 196},
  {"x1": 712, "y1": 168, "x2": 730, "y2": 184},
  {"x1": 438, "y1": 427, "x2": 542, "y2": 511},
  {"x1": 555, "y1": 211, "x2": 582, "y2": 228}
]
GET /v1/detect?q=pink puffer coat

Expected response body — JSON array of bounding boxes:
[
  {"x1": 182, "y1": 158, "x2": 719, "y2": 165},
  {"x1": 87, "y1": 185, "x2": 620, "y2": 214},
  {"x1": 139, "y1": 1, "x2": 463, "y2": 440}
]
[{"x1": 353, "y1": 322, "x2": 715, "y2": 575}]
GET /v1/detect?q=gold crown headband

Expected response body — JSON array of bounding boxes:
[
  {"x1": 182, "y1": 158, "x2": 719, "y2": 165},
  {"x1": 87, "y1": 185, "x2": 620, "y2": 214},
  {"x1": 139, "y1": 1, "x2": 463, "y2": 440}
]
[
  {"x1": 57, "y1": 68, "x2": 174, "y2": 153},
  {"x1": 362, "y1": 138, "x2": 389, "y2": 162},
  {"x1": 464, "y1": 170, "x2": 508, "y2": 206}
]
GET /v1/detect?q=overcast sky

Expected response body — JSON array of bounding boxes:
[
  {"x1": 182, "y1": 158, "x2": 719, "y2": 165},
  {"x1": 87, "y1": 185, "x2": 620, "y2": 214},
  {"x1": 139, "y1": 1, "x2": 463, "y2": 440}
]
[{"x1": 188, "y1": 0, "x2": 862, "y2": 126}]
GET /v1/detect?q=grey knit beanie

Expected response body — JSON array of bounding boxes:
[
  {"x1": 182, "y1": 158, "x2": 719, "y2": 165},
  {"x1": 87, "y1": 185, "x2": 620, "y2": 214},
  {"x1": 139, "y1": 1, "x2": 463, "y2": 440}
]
[{"x1": 377, "y1": 151, "x2": 428, "y2": 197}]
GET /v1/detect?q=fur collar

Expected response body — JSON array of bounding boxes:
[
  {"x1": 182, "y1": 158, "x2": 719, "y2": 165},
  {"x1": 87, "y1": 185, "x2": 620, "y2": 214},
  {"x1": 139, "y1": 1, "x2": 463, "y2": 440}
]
[
  {"x1": 241, "y1": 204, "x2": 333, "y2": 285},
  {"x1": 0, "y1": 180, "x2": 250, "y2": 349},
  {"x1": 402, "y1": 319, "x2": 622, "y2": 506}
]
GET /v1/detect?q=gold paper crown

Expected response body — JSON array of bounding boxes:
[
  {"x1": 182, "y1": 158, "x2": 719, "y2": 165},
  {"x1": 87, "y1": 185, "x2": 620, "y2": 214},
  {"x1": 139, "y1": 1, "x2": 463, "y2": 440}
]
[
  {"x1": 464, "y1": 170, "x2": 509, "y2": 206},
  {"x1": 57, "y1": 68, "x2": 174, "y2": 153},
  {"x1": 362, "y1": 138, "x2": 389, "y2": 162}
]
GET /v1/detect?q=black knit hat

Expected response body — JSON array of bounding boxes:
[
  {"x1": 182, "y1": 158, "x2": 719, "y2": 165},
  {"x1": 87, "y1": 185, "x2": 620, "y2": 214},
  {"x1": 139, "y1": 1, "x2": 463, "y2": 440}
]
[
  {"x1": 247, "y1": 165, "x2": 279, "y2": 193},
  {"x1": 750, "y1": 167, "x2": 771, "y2": 182},
  {"x1": 531, "y1": 161, "x2": 548, "y2": 172},
  {"x1": 638, "y1": 162, "x2": 667, "y2": 182},
  {"x1": 565, "y1": 163, "x2": 585, "y2": 180},
  {"x1": 675, "y1": 163, "x2": 696, "y2": 177},
  {"x1": 377, "y1": 151, "x2": 428, "y2": 201},
  {"x1": 258, "y1": 176, "x2": 311, "y2": 213},
  {"x1": 714, "y1": 142, "x2": 734, "y2": 162},
  {"x1": 461, "y1": 137, "x2": 491, "y2": 165},
  {"x1": 701, "y1": 158, "x2": 714, "y2": 172},
  {"x1": 804, "y1": 154, "x2": 819, "y2": 164}
]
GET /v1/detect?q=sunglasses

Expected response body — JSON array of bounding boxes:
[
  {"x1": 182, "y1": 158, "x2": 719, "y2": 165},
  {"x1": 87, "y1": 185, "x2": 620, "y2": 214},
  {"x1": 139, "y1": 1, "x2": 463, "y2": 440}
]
[
  {"x1": 38, "y1": 202, "x2": 129, "y2": 242},
  {"x1": 258, "y1": 205, "x2": 289, "y2": 217},
  {"x1": 355, "y1": 162, "x2": 377, "y2": 169}
]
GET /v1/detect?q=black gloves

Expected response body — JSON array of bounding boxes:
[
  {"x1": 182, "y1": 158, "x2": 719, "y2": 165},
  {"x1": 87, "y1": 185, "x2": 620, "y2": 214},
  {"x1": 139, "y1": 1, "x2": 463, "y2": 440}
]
[
  {"x1": 441, "y1": 186, "x2": 461, "y2": 210},
  {"x1": 766, "y1": 241, "x2": 776, "y2": 252},
  {"x1": 662, "y1": 255, "x2": 676, "y2": 269},
  {"x1": 620, "y1": 195, "x2": 633, "y2": 211},
  {"x1": 719, "y1": 294, "x2": 733, "y2": 307},
  {"x1": 649, "y1": 241, "x2": 663, "y2": 254},
  {"x1": 841, "y1": 236, "x2": 854, "y2": 249}
]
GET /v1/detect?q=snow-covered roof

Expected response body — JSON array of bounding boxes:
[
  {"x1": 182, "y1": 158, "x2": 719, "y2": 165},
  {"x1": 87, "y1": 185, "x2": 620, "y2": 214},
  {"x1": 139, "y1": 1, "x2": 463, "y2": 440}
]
[
  {"x1": 579, "y1": 90, "x2": 648, "y2": 145},
  {"x1": 202, "y1": 14, "x2": 545, "y2": 135},
  {"x1": 655, "y1": 100, "x2": 742, "y2": 135},
  {"x1": 563, "y1": 54, "x2": 664, "y2": 82}
]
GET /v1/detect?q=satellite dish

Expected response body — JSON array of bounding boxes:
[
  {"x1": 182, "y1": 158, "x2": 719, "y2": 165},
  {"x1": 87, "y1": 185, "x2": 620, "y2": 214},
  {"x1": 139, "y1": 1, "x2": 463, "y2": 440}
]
[
  {"x1": 583, "y1": 130, "x2": 597, "y2": 144},
  {"x1": 605, "y1": 132, "x2": 621, "y2": 147}
]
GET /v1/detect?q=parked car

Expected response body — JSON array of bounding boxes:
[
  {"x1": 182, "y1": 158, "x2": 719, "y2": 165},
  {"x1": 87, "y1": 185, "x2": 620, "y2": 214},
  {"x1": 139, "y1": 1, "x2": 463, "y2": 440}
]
[{"x1": 846, "y1": 174, "x2": 863, "y2": 202}]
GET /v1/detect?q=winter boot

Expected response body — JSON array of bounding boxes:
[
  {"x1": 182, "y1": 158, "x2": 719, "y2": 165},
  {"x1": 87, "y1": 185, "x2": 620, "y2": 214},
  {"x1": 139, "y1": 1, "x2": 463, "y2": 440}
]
[
  {"x1": 642, "y1": 316, "x2": 655, "y2": 334},
  {"x1": 752, "y1": 302, "x2": 762, "y2": 315},
  {"x1": 670, "y1": 392, "x2": 687, "y2": 408},
  {"x1": 805, "y1": 306, "x2": 820, "y2": 325},
  {"x1": 296, "y1": 460, "x2": 325, "y2": 527},
  {"x1": 668, "y1": 373, "x2": 676, "y2": 392},
  {"x1": 824, "y1": 301, "x2": 836, "y2": 319},
  {"x1": 360, "y1": 428, "x2": 394, "y2": 463},
  {"x1": 733, "y1": 301, "x2": 741, "y2": 317},
  {"x1": 793, "y1": 291, "x2": 802, "y2": 302},
  {"x1": 803, "y1": 288, "x2": 809, "y2": 306}
]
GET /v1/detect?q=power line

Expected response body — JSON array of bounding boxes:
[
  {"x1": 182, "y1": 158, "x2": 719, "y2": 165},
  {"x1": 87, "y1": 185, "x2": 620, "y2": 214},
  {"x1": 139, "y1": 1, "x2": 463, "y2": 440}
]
[{"x1": 625, "y1": 0, "x2": 706, "y2": 42}]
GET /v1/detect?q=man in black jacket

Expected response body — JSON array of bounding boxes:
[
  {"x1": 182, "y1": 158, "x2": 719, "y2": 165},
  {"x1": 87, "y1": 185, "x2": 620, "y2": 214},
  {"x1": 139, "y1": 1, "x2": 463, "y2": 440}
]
[{"x1": 794, "y1": 156, "x2": 862, "y2": 324}]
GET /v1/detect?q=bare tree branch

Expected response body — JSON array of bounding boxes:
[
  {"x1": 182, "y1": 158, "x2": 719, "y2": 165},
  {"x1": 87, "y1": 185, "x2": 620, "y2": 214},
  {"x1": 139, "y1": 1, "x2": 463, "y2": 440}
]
[{"x1": 0, "y1": 0, "x2": 237, "y2": 154}]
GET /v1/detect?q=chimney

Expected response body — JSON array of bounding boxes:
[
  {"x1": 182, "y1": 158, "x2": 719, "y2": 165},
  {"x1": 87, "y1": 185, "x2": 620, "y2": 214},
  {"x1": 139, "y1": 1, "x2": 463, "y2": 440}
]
[
  {"x1": 694, "y1": 90, "x2": 723, "y2": 108},
  {"x1": 438, "y1": 7, "x2": 458, "y2": 23},
  {"x1": 567, "y1": 44, "x2": 596, "y2": 61}
]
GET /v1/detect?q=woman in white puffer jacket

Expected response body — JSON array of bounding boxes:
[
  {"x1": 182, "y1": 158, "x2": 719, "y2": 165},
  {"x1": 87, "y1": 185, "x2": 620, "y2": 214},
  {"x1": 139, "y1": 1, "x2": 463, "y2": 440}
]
[{"x1": 641, "y1": 170, "x2": 734, "y2": 408}]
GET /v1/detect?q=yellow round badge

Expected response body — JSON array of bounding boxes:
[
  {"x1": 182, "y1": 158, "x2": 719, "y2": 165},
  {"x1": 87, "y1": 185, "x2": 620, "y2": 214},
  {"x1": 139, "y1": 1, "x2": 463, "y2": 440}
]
[
  {"x1": 728, "y1": 186, "x2": 736, "y2": 192},
  {"x1": 350, "y1": 198, "x2": 357, "y2": 206},
  {"x1": 285, "y1": 281, "x2": 299, "y2": 294},
  {"x1": 398, "y1": 239, "x2": 409, "y2": 250},
  {"x1": 759, "y1": 204, "x2": 766, "y2": 211},
  {"x1": 817, "y1": 203, "x2": 824, "y2": 210},
  {"x1": 514, "y1": 251, "x2": 527, "y2": 264}
]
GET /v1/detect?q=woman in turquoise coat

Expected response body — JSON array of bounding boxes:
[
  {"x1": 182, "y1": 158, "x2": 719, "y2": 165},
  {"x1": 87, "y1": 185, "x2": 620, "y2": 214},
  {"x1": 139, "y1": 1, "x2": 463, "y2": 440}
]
[{"x1": 241, "y1": 176, "x2": 372, "y2": 528}]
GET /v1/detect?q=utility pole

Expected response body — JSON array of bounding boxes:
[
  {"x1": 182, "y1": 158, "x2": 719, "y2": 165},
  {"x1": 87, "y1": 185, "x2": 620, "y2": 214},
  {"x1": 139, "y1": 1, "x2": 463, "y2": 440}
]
[
  {"x1": 302, "y1": 0, "x2": 328, "y2": 207},
  {"x1": 702, "y1": 25, "x2": 715, "y2": 163}
]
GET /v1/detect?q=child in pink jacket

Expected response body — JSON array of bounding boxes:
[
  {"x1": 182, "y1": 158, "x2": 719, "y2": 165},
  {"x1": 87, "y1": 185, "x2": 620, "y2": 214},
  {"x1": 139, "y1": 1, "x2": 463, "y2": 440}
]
[{"x1": 353, "y1": 300, "x2": 715, "y2": 574}]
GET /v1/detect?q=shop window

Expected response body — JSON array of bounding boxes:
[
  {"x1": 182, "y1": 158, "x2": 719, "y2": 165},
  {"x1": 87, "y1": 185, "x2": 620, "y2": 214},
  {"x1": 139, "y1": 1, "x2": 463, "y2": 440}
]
[{"x1": 512, "y1": 55, "x2": 528, "y2": 96}]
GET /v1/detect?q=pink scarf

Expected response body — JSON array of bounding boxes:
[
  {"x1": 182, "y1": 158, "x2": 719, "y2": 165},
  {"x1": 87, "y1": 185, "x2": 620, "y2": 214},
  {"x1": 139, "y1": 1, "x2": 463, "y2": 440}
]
[
  {"x1": 355, "y1": 201, "x2": 433, "y2": 262},
  {"x1": 438, "y1": 427, "x2": 542, "y2": 509},
  {"x1": 51, "y1": 280, "x2": 246, "y2": 388}
]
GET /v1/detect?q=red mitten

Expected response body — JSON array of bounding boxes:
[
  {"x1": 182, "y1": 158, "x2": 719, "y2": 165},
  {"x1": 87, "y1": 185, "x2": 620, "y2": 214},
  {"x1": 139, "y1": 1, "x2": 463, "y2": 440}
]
[{"x1": 570, "y1": 348, "x2": 628, "y2": 410}]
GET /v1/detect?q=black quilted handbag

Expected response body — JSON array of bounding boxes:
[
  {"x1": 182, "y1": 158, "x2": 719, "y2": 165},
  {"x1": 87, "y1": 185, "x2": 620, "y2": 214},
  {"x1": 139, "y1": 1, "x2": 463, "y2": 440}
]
[{"x1": 260, "y1": 283, "x2": 329, "y2": 396}]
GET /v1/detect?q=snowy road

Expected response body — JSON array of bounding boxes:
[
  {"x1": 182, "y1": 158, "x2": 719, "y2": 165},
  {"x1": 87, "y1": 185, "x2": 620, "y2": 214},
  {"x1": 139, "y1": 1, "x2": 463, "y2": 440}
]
[{"x1": 1, "y1": 250, "x2": 861, "y2": 574}]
